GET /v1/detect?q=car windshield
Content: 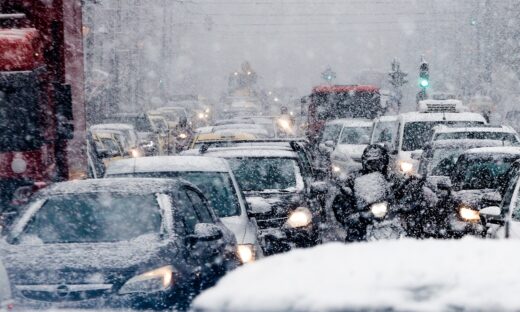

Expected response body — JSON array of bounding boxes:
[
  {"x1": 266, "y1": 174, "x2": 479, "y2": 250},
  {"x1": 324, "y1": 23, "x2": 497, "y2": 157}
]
[
  {"x1": 19, "y1": 193, "x2": 162, "y2": 244},
  {"x1": 228, "y1": 157, "x2": 298, "y2": 192},
  {"x1": 453, "y1": 155, "x2": 519, "y2": 190},
  {"x1": 339, "y1": 127, "x2": 372, "y2": 145},
  {"x1": 321, "y1": 124, "x2": 342, "y2": 142},
  {"x1": 372, "y1": 120, "x2": 398, "y2": 145},
  {"x1": 435, "y1": 131, "x2": 518, "y2": 143},
  {"x1": 428, "y1": 146, "x2": 466, "y2": 176},
  {"x1": 112, "y1": 172, "x2": 240, "y2": 217},
  {"x1": 402, "y1": 121, "x2": 484, "y2": 151}
]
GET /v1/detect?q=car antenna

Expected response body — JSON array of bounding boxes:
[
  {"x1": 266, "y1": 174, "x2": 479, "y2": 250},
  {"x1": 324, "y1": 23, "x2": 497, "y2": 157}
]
[{"x1": 199, "y1": 144, "x2": 209, "y2": 154}]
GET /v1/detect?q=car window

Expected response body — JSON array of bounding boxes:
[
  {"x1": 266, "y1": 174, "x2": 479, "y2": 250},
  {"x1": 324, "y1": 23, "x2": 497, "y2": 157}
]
[
  {"x1": 372, "y1": 120, "x2": 398, "y2": 150},
  {"x1": 186, "y1": 189, "x2": 213, "y2": 223},
  {"x1": 339, "y1": 127, "x2": 372, "y2": 145},
  {"x1": 114, "y1": 172, "x2": 241, "y2": 217},
  {"x1": 402, "y1": 121, "x2": 484, "y2": 152},
  {"x1": 228, "y1": 157, "x2": 299, "y2": 192},
  {"x1": 177, "y1": 191, "x2": 199, "y2": 234},
  {"x1": 321, "y1": 124, "x2": 342, "y2": 143},
  {"x1": 452, "y1": 155, "x2": 518, "y2": 190}
]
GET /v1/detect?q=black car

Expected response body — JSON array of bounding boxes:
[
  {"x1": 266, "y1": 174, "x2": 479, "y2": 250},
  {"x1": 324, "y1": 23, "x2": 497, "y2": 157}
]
[
  {"x1": 0, "y1": 178, "x2": 238, "y2": 310},
  {"x1": 189, "y1": 143, "x2": 328, "y2": 255},
  {"x1": 448, "y1": 147, "x2": 520, "y2": 236}
]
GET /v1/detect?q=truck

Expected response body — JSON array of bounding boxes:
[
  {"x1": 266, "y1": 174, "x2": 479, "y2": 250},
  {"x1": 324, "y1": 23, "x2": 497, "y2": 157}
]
[{"x1": 0, "y1": 0, "x2": 86, "y2": 211}]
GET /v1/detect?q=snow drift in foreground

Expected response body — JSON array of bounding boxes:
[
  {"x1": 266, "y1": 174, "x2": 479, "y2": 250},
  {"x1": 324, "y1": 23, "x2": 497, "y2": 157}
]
[{"x1": 194, "y1": 239, "x2": 520, "y2": 311}]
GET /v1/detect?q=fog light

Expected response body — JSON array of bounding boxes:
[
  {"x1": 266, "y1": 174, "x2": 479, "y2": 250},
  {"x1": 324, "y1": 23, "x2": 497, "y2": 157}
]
[
  {"x1": 286, "y1": 207, "x2": 312, "y2": 228},
  {"x1": 370, "y1": 202, "x2": 388, "y2": 218}
]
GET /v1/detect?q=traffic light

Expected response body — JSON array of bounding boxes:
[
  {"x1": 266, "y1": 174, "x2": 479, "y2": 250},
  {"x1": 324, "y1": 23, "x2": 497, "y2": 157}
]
[{"x1": 419, "y1": 62, "x2": 429, "y2": 89}]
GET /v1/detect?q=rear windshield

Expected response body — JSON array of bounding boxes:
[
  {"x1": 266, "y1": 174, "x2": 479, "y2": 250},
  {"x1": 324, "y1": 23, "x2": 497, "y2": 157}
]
[
  {"x1": 435, "y1": 132, "x2": 518, "y2": 143},
  {"x1": 110, "y1": 172, "x2": 240, "y2": 217},
  {"x1": 228, "y1": 157, "x2": 299, "y2": 192},
  {"x1": 18, "y1": 193, "x2": 162, "y2": 244},
  {"x1": 402, "y1": 121, "x2": 484, "y2": 151}
]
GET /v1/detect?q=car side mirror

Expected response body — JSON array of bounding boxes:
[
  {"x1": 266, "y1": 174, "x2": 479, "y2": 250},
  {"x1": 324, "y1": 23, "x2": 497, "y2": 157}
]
[
  {"x1": 189, "y1": 223, "x2": 223, "y2": 243},
  {"x1": 480, "y1": 206, "x2": 503, "y2": 225},
  {"x1": 324, "y1": 140, "x2": 335, "y2": 148},
  {"x1": 310, "y1": 181, "x2": 328, "y2": 195}
]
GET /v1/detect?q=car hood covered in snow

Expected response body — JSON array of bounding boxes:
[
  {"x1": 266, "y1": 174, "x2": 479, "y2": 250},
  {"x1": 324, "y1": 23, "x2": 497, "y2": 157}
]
[
  {"x1": 0, "y1": 234, "x2": 172, "y2": 284},
  {"x1": 194, "y1": 239, "x2": 520, "y2": 312}
]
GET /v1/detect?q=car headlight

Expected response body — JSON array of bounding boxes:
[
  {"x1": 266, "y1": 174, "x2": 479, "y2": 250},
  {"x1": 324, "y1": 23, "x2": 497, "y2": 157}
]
[
  {"x1": 237, "y1": 244, "x2": 255, "y2": 264},
  {"x1": 370, "y1": 202, "x2": 388, "y2": 218},
  {"x1": 198, "y1": 112, "x2": 205, "y2": 119},
  {"x1": 459, "y1": 206, "x2": 480, "y2": 222},
  {"x1": 399, "y1": 161, "x2": 413, "y2": 173},
  {"x1": 332, "y1": 165, "x2": 341, "y2": 173},
  {"x1": 130, "y1": 148, "x2": 141, "y2": 158},
  {"x1": 277, "y1": 118, "x2": 292, "y2": 131},
  {"x1": 119, "y1": 265, "x2": 174, "y2": 294},
  {"x1": 178, "y1": 133, "x2": 187, "y2": 139},
  {"x1": 286, "y1": 207, "x2": 312, "y2": 228}
]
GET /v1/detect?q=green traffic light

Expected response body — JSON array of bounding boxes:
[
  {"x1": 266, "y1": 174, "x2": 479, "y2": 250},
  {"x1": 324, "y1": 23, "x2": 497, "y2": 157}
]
[{"x1": 419, "y1": 79, "x2": 429, "y2": 88}]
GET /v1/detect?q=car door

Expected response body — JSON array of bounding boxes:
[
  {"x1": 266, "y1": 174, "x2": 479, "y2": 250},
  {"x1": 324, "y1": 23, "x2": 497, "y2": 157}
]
[{"x1": 183, "y1": 188, "x2": 231, "y2": 285}]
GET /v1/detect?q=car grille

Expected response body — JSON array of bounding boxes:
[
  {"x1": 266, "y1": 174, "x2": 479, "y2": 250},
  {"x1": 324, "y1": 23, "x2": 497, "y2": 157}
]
[
  {"x1": 16, "y1": 284, "x2": 112, "y2": 302},
  {"x1": 256, "y1": 216, "x2": 288, "y2": 229}
]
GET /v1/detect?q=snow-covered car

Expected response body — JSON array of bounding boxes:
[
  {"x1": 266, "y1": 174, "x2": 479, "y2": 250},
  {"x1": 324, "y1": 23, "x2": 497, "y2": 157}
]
[
  {"x1": 431, "y1": 125, "x2": 519, "y2": 145},
  {"x1": 156, "y1": 106, "x2": 189, "y2": 128},
  {"x1": 0, "y1": 178, "x2": 238, "y2": 310},
  {"x1": 90, "y1": 123, "x2": 142, "y2": 158},
  {"x1": 371, "y1": 100, "x2": 486, "y2": 175},
  {"x1": 193, "y1": 239, "x2": 520, "y2": 312},
  {"x1": 187, "y1": 144, "x2": 326, "y2": 255},
  {"x1": 105, "y1": 156, "x2": 263, "y2": 263},
  {"x1": 0, "y1": 259, "x2": 13, "y2": 312},
  {"x1": 329, "y1": 118, "x2": 373, "y2": 177},
  {"x1": 104, "y1": 113, "x2": 164, "y2": 155},
  {"x1": 449, "y1": 147, "x2": 520, "y2": 236},
  {"x1": 418, "y1": 139, "x2": 506, "y2": 187}
]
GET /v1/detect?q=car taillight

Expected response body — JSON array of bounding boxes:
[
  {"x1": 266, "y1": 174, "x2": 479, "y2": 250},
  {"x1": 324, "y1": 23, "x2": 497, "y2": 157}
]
[{"x1": 8, "y1": 303, "x2": 14, "y2": 310}]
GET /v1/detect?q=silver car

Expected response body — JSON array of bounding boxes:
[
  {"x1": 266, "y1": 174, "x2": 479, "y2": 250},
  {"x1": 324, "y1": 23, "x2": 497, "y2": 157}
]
[{"x1": 105, "y1": 156, "x2": 262, "y2": 263}]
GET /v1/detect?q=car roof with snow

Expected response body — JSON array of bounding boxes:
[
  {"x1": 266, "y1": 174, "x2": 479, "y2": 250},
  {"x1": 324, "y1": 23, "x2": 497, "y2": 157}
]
[
  {"x1": 463, "y1": 146, "x2": 520, "y2": 156},
  {"x1": 90, "y1": 123, "x2": 134, "y2": 131},
  {"x1": 375, "y1": 115, "x2": 399, "y2": 122},
  {"x1": 38, "y1": 178, "x2": 188, "y2": 196},
  {"x1": 325, "y1": 118, "x2": 373, "y2": 127},
  {"x1": 105, "y1": 156, "x2": 230, "y2": 175},
  {"x1": 399, "y1": 111, "x2": 486, "y2": 123},
  {"x1": 198, "y1": 146, "x2": 298, "y2": 159},
  {"x1": 433, "y1": 125, "x2": 517, "y2": 134}
]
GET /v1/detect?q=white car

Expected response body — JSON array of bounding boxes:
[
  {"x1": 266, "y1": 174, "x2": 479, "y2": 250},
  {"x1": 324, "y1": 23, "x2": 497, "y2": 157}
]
[
  {"x1": 0, "y1": 259, "x2": 12, "y2": 312},
  {"x1": 371, "y1": 100, "x2": 486, "y2": 175},
  {"x1": 104, "y1": 156, "x2": 262, "y2": 263},
  {"x1": 329, "y1": 119, "x2": 373, "y2": 176},
  {"x1": 431, "y1": 125, "x2": 520, "y2": 145}
]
